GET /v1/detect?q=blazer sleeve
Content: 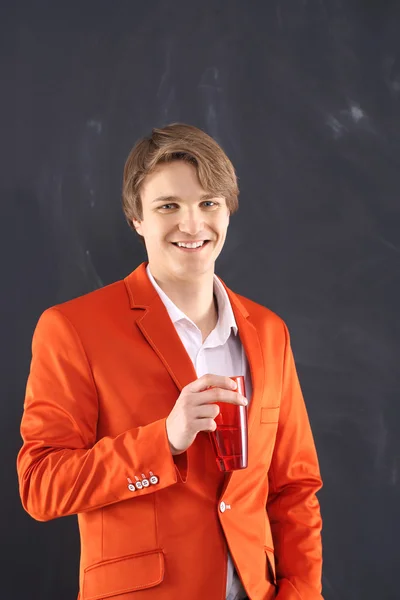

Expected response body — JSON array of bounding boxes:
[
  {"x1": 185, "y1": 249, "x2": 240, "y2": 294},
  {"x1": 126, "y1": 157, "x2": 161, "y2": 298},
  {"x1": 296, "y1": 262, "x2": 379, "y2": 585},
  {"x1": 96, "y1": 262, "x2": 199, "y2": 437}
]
[
  {"x1": 266, "y1": 321, "x2": 324, "y2": 600},
  {"x1": 17, "y1": 307, "x2": 187, "y2": 522}
]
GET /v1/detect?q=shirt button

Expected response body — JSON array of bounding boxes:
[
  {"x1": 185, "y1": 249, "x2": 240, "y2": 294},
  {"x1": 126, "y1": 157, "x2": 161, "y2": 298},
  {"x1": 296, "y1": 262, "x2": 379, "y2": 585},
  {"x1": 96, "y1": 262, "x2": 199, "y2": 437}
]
[{"x1": 219, "y1": 501, "x2": 226, "y2": 513}]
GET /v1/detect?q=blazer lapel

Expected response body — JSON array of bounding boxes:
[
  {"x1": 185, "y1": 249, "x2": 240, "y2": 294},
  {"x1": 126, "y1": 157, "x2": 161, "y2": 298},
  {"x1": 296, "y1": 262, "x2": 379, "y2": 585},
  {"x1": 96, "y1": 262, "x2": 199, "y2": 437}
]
[
  {"x1": 217, "y1": 280, "x2": 266, "y2": 495},
  {"x1": 221, "y1": 280, "x2": 266, "y2": 440},
  {"x1": 124, "y1": 262, "x2": 197, "y2": 392}
]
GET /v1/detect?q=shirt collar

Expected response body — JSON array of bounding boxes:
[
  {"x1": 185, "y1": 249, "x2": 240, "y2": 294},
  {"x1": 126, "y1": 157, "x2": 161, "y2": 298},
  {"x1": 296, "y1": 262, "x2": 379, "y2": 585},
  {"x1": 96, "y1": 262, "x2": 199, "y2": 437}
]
[{"x1": 146, "y1": 264, "x2": 238, "y2": 343}]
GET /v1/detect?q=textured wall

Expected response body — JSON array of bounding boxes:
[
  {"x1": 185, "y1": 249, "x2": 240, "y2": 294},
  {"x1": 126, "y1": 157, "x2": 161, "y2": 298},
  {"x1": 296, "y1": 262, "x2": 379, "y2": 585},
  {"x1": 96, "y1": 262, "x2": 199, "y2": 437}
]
[{"x1": 2, "y1": 1, "x2": 400, "y2": 598}]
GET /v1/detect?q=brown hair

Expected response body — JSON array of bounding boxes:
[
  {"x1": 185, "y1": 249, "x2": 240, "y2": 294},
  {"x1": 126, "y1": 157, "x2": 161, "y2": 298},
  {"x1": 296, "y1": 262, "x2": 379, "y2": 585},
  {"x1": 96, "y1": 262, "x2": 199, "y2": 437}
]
[{"x1": 122, "y1": 123, "x2": 239, "y2": 242}]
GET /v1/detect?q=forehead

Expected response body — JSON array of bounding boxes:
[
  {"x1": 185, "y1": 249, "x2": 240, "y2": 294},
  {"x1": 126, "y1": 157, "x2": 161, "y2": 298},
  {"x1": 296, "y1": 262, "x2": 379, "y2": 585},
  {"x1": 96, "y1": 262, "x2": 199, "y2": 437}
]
[{"x1": 141, "y1": 161, "x2": 207, "y2": 200}]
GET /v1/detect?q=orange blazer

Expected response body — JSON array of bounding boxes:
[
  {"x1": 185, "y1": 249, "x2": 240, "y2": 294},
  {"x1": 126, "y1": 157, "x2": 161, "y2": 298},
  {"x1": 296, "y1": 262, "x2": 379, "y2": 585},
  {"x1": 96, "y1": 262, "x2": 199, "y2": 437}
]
[{"x1": 17, "y1": 262, "x2": 323, "y2": 600}]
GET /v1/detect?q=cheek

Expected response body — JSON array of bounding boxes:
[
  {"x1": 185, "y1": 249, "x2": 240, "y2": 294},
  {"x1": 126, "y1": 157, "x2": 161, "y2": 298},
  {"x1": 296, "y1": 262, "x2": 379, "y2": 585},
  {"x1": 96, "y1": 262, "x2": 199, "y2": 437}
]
[
  {"x1": 215, "y1": 215, "x2": 230, "y2": 238},
  {"x1": 142, "y1": 216, "x2": 169, "y2": 239}
]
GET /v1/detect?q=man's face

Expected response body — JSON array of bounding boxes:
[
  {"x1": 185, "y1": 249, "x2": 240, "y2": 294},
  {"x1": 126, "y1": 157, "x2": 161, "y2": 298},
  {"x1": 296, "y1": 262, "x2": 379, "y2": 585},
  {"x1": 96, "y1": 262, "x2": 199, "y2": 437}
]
[{"x1": 133, "y1": 161, "x2": 230, "y2": 281}]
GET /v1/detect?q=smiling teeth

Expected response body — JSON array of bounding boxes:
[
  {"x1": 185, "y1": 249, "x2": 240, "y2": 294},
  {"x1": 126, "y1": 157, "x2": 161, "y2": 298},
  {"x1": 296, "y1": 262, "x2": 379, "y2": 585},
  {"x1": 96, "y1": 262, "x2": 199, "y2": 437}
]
[{"x1": 177, "y1": 241, "x2": 205, "y2": 248}]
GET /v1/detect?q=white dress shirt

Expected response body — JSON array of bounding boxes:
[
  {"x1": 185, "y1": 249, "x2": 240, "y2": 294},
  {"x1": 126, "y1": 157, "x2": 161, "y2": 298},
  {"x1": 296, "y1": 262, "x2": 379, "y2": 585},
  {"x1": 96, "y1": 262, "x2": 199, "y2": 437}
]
[{"x1": 146, "y1": 265, "x2": 251, "y2": 600}]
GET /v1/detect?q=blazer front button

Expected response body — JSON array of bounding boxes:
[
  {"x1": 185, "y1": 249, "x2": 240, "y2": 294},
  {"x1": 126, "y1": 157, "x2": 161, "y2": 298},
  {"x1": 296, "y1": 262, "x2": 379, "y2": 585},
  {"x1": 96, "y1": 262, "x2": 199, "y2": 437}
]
[{"x1": 219, "y1": 501, "x2": 226, "y2": 513}]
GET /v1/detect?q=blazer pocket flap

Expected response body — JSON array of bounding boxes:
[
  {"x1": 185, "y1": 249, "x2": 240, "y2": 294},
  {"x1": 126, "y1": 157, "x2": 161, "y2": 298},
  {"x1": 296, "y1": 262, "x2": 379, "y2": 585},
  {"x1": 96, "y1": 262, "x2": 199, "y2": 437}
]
[
  {"x1": 261, "y1": 406, "x2": 280, "y2": 423},
  {"x1": 83, "y1": 549, "x2": 165, "y2": 600}
]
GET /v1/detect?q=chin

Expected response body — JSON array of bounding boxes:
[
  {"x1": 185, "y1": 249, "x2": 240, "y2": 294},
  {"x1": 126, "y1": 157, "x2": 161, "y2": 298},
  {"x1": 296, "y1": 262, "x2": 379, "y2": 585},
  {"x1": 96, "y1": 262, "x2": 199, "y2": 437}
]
[
  {"x1": 190, "y1": 263, "x2": 214, "y2": 277},
  {"x1": 175, "y1": 262, "x2": 213, "y2": 278}
]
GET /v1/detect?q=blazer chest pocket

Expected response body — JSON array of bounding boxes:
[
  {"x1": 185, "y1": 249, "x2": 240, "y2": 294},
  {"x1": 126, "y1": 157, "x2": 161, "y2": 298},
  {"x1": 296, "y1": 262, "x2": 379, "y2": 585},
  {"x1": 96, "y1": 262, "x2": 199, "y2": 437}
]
[
  {"x1": 82, "y1": 549, "x2": 164, "y2": 599},
  {"x1": 260, "y1": 406, "x2": 280, "y2": 424}
]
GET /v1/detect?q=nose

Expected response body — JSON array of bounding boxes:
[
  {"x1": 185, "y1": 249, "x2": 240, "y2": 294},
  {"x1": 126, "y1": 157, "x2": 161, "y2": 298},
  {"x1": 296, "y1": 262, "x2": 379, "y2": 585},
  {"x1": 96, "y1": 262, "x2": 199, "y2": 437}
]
[{"x1": 178, "y1": 208, "x2": 204, "y2": 236}]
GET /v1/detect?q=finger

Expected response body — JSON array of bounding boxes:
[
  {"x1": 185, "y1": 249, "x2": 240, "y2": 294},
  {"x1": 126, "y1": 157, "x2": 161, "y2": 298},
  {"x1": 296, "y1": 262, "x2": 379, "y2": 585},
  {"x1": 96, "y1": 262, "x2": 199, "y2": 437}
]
[
  {"x1": 186, "y1": 374, "x2": 237, "y2": 393},
  {"x1": 195, "y1": 404, "x2": 220, "y2": 420},
  {"x1": 197, "y1": 388, "x2": 247, "y2": 406},
  {"x1": 195, "y1": 417, "x2": 217, "y2": 433}
]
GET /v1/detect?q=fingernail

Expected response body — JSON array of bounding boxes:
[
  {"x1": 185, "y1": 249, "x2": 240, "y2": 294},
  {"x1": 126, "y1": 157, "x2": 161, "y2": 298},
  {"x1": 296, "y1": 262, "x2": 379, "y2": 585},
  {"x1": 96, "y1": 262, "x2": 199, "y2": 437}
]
[{"x1": 242, "y1": 397, "x2": 248, "y2": 405}]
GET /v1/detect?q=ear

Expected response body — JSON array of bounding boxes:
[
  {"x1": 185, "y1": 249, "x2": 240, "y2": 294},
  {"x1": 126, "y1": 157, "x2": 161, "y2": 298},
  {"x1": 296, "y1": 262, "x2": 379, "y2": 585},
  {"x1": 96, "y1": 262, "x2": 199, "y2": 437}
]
[{"x1": 132, "y1": 218, "x2": 143, "y2": 235}]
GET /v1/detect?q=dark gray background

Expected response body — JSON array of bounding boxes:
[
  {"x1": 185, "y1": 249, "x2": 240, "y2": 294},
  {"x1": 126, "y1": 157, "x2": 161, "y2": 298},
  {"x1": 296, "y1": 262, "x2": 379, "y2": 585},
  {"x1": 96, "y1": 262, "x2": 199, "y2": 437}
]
[{"x1": 2, "y1": 1, "x2": 400, "y2": 598}]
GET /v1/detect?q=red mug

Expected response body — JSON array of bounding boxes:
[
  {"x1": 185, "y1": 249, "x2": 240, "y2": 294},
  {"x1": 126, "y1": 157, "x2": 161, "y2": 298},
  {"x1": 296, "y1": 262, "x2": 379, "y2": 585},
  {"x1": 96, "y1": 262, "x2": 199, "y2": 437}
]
[{"x1": 210, "y1": 376, "x2": 248, "y2": 472}]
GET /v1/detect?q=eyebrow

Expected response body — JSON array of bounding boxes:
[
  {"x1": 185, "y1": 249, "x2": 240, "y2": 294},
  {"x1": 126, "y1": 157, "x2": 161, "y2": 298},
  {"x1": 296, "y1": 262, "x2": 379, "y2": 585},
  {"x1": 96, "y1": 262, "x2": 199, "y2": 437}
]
[{"x1": 151, "y1": 193, "x2": 219, "y2": 204}]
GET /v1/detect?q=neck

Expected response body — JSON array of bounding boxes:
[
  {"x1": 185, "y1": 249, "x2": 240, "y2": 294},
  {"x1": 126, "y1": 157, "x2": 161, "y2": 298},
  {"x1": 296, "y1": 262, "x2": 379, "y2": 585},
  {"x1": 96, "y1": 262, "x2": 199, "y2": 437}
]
[{"x1": 149, "y1": 266, "x2": 218, "y2": 342}]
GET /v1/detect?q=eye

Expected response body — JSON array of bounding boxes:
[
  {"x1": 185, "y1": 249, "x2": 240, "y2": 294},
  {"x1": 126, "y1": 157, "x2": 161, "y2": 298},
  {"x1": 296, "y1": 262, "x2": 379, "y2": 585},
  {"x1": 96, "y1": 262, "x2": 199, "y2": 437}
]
[
  {"x1": 202, "y1": 201, "x2": 219, "y2": 208},
  {"x1": 158, "y1": 203, "x2": 177, "y2": 210}
]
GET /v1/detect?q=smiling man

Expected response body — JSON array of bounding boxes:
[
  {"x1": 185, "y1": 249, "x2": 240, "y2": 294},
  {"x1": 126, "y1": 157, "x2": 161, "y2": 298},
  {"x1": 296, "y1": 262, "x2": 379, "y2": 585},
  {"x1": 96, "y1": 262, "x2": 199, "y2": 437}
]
[
  {"x1": 17, "y1": 123, "x2": 323, "y2": 600},
  {"x1": 131, "y1": 158, "x2": 231, "y2": 343}
]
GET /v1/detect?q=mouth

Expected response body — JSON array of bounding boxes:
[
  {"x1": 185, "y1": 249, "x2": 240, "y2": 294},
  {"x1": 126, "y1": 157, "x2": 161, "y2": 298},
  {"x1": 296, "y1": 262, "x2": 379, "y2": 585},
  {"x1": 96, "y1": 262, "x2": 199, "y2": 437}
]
[{"x1": 171, "y1": 240, "x2": 211, "y2": 252}]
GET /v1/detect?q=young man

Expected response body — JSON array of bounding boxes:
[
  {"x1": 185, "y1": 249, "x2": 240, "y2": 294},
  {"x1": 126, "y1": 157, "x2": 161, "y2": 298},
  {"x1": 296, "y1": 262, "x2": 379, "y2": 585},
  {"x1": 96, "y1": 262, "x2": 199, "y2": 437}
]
[{"x1": 17, "y1": 123, "x2": 323, "y2": 600}]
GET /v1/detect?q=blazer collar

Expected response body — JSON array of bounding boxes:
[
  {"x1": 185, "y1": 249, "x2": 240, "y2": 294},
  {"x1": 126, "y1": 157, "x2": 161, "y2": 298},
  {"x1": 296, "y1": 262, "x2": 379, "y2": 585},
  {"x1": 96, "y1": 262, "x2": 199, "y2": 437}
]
[{"x1": 124, "y1": 262, "x2": 249, "y2": 319}]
